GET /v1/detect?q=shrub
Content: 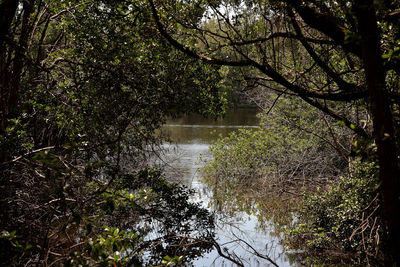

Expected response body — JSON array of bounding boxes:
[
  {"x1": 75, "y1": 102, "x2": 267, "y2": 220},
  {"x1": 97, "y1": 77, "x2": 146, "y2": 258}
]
[{"x1": 288, "y1": 160, "x2": 382, "y2": 264}]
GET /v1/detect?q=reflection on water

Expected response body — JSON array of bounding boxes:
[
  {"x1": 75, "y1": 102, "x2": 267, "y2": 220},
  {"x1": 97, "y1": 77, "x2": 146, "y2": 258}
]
[
  {"x1": 163, "y1": 108, "x2": 260, "y2": 145},
  {"x1": 157, "y1": 108, "x2": 296, "y2": 266}
]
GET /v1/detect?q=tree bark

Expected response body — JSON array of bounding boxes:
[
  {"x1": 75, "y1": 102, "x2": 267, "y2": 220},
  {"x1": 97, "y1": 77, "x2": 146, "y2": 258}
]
[
  {"x1": 0, "y1": 0, "x2": 34, "y2": 163},
  {"x1": 355, "y1": 1, "x2": 400, "y2": 265},
  {"x1": 0, "y1": 0, "x2": 19, "y2": 48},
  {"x1": 0, "y1": 0, "x2": 19, "y2": 132}
]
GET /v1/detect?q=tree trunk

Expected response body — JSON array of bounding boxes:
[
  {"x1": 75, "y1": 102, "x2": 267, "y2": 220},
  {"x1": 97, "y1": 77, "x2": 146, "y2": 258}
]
[
  {"x1": 355, "y1": 1, "x2": 400, "y2": 265},
  {"x1": 0, "y1": 0, "x2": 34, "y2": 163},
  {"x1": 0, "y1": 0, "x2": 19, "y2": 133}
]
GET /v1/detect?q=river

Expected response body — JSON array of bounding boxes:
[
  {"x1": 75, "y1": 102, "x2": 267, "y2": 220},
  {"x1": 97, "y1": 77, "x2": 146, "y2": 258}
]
[{"x1": 157, "y1": 108, "x2": 297, "y2": 266}]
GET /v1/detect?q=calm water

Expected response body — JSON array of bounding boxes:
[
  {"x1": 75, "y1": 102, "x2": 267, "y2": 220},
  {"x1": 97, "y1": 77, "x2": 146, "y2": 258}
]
[{"x1": 158, "y1": 108, "x2": 296, "y2": 267}]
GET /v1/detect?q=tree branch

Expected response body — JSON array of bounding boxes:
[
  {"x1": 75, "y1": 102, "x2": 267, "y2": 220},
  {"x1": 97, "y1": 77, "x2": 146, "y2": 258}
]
[
  {"x1": 149, "y1": 0, "x2": 252, "y2": 67},
  {"x1": 289, "y1": 10, "x2": 363, "y2": 94},
  {"x1": 149, "y1": 0, "x2": 369, "y2": 138},
  {"x1": 289, "y1": 1, "x2": 362, "y2": 57}
]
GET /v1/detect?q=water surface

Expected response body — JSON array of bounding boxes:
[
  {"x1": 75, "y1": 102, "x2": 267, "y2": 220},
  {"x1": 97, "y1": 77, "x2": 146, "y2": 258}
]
[{"x1": 158, "y1": 108, "x2": 296, "y2": 266}]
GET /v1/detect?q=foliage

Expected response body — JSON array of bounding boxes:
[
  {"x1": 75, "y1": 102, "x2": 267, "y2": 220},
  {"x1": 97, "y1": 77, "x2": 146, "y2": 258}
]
[
  {"x1": 1, "y1": 168, "x2": 215, "y2": 266},
  {"x1": 149, "y1": 0, "x2": 400, "y2": 263},
  {"x1": 287, "y1": 159, "x2": 382, "y2": 265},
  {"x1": 200, "y1": 93, "x2": 352, "y2": 233},
  {"x1": 0, "y1": 230, "x2": 32, "y2": 266},
  {"x1": 202, "y1": 93, "x2": 350, "y2": 192},
  {"x1": 0, "y1": 0, "x2": 224, "y2": 265}
]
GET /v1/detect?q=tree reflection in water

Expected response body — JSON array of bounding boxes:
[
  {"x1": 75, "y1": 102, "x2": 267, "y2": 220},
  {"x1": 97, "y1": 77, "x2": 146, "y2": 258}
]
[
  {"x1": 113, "y1": 169, "x2": 216, "y2": 266},
  {"x1": 156, "y1": 108, "x2": 298, "y2": 266}
]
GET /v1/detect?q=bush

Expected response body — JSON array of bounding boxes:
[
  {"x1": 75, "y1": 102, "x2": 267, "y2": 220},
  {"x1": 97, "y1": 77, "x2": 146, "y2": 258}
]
[
  {"x1": 288, "y1": 160, "x2": 383, "y2": 264},
  {"x1": 0, "y1": 168, "x2": 215, "y2": 266},
  {"x1": 202, "y1": 95, "x2": 349, "y2": 194}
]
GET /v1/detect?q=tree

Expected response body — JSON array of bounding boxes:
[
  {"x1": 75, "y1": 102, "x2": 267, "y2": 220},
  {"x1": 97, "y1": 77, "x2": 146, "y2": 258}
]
[
  {"x1": 149, "y1": 0, "x2": 400, "y2": 264},
  {"x1": 0, "y1": 0, "x2": 225, "y2": 265}
]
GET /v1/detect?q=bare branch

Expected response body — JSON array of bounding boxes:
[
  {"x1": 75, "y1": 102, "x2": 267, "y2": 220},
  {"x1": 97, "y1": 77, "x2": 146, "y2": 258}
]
[
  {"x1": 149, "y1": 0, "x2": 252, "y2": 67},
  {"x1": 289, "y1": 1, "x2": 362, "y2": 57},
  {"x1": 289, "y1": 10, "x2": 363, "y2": 94}
]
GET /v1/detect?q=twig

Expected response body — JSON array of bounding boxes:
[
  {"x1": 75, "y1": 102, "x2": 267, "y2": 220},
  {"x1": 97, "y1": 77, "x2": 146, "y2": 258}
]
[
  {"x1": 231, "y1": 232, "x2": 280, "y2": 267},
  {"x1": 0, "y1": 146, "x2": 55, "y2": 167}
]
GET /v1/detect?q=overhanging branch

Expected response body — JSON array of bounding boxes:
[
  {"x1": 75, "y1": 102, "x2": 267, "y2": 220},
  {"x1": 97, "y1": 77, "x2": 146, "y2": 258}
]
[
  {"x1": 289, "y1": 1, "x2": 362, "y2": 57},
  {"x1": 149, "y1": 0, "x2": 252, "y2": 67},
  {"x1": 148, "y1": 0, "x2": 369, "y2": 138}
]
